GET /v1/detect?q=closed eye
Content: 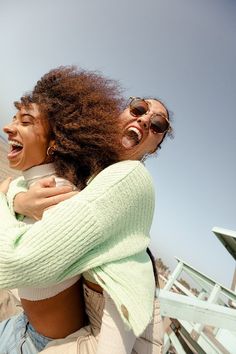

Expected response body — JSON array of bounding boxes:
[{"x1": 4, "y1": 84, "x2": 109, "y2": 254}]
[
  {"x1": 21, "y1": 120, "x2": 32, "y2": 125},
  {"x1": 21, "y1": 114, "x2": 34, "y2": 125}
]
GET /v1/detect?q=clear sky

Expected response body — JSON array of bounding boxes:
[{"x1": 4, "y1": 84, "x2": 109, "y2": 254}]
[{"x1": 0, "y1": 0, "x2": 235, "y2": 287}]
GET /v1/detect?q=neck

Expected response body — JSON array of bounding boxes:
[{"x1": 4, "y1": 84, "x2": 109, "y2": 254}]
[{"x1": 22, "y1": 163, "x2": 56, "y2": 187}]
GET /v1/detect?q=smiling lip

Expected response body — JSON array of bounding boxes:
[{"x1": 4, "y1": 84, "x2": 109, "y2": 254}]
[
  {"x1": 7, "y1": 139, "x2": 23, "y2": 160},
  {"x1": 121, "y1": 125, "x2": 143, "y2": 149},
  {"x1": 127, "y1": 126, "x2": 143, "y2": 141}
]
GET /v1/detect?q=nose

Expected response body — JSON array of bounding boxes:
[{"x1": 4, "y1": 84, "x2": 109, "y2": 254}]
[
  {"x1": 3, "y1": 122, "x2": 17, "y2": 136},
  {"x1": 137, "y1": 114, "x2": 150, "y2": 130}
]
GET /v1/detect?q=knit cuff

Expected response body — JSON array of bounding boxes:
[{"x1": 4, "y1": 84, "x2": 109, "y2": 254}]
[
  {"x1": 0, "y1": 192, "x2": 20, "y2": 227},
  {"x1": 6, "y1": 177, "x2": 27, "y2": 221}
]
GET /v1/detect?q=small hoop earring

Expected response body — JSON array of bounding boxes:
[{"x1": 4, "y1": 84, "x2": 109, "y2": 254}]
[{"x1": 47, "y1": 146, "x2": 55, "y2": 157}]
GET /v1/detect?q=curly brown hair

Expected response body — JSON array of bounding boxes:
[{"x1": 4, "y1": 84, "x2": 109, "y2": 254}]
[{"x1": 15, "y1": 66, "x2": 125, "y2": 189}]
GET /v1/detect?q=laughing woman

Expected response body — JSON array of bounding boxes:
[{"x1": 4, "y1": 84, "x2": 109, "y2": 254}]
[{"x1": 0, "y1": 66, "x2": 172, "y2": 354}]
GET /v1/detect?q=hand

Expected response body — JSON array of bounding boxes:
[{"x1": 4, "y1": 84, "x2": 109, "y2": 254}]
[
  {"x1": 14, "y1": 176, "x2": 78, "y2": 220},
  {"x1": 0, "y1": 177, "x2": 12, "y2": 194}
]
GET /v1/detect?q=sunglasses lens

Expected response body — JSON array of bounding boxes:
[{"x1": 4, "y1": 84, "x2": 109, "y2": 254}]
[
  {"x1": 150, "y1": 115, "x2": 169, "y2": 134},
  {"x1": 130, "y1": 99, "x2": 149, "y2": 117}
]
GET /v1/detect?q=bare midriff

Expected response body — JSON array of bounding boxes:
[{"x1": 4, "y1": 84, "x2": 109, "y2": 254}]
[{"x1": 21, "y1": 278, "x2": 86, "y2": 339}]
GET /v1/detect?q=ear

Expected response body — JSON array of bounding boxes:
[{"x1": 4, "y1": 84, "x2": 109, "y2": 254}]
[{"x1": 48, "y1": 139, "x2": 56, "y2": 148}]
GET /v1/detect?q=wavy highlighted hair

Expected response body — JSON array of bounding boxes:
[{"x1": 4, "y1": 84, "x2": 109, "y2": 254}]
[{"x1": 15, "y1": 66, "x2": 125, "y2": 189}]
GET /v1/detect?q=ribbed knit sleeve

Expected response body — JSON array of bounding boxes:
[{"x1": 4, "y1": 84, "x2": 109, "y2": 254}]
[
  {"x1": 6, "y1": 176, "x2": 27, "y2": 220},
  {"x1": 0, "y1": 161, "x2": 155, "y2": 335},
  {"x1": 0, "y1": 192, "x2": 20, "y2": 224}
]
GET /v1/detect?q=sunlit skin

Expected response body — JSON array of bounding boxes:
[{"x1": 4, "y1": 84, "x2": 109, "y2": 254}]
[
  {"x1": 3, "y1": 104, "x2": 50, "y2": 171},
  {"x1": 119, "y1": 99, "x2": 169, "y2": 160}
]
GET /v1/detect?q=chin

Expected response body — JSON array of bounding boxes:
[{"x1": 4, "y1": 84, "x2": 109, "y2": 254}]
[
  {"x1": 8, "y1": 159, "x2": 26, "y2": 171},
  {"x1": 9, "y1": 164, "x2": 23, "y2": 171}
]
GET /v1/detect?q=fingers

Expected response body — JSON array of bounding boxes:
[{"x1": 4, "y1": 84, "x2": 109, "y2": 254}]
[
  {"x1": 40, "y1": 185, "x2": 74, "y2": 198},
  {"x1": 34, "y1": 176, "x2": 56, "y2": 188},
  {"x1": 30, "y1": 176, "x2": 74, "y2": 198},
  {"x1": 46, "y1": 191, "x2": 78, "y2": 207},
  {"x1": 0, "y1": 176, "x2": 13, "y2": 193},
  {"x1": 1, "y1": 176, "x2": 13, "y2": 184}
]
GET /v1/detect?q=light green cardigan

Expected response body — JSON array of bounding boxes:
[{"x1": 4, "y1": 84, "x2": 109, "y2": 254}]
[{"x1": 0, "y1": 160, "x2": 155, "y2": 336}]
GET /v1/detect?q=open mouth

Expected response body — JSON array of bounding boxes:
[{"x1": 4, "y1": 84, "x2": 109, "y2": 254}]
[
  {"x1": 121, "y1": 127, "x2": 143, "y2": 149},
  {"x1": 8, "y1": 140, "x2": 23, "y2": 158}
]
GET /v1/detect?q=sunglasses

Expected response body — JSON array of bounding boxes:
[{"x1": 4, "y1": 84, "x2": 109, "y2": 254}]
[{"x1": 128, "y1": 97, "x2": 171, "y2": 134}]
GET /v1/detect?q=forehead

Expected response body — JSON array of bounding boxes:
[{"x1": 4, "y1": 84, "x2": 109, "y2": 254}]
[
  {"x1": 19, "y1": 103, "x2": 42, "y2": 117},
  {"x1": 146, "y1": 99, "x2": 168, "y2": 117}
]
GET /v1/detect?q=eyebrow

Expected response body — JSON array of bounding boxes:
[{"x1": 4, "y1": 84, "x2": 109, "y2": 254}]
[
  {"x1": 157, "y1": 112, "x2": 168, "y2": 120},
  {"x1": 21, "y1": 113, "x2": 35, "y2": 119},
  {"x1": 22, "y1": 111, "x2": 33, "y2": 116},
  {"x1": 146, "y1": 100, "x2": 168, "y2": 119},
  {"x1": 152, "y1": 111, "x2": 169, "y2": 122}
]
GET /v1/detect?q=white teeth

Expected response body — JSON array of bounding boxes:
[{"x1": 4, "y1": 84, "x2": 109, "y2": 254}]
[
  {"x1": 9, "y1": 140, "x2": 23, "y2": 148},
  {"x1": 127, "y1": 127, "x2": 142, "y2": 141}
]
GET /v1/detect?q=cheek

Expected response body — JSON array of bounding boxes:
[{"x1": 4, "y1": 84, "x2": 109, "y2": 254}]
[
  {"x1": 34, "y1": 121, "x2": 50, "y2": 146},
  {"x1": 119, "y1": 110, "x2": 130, "y2": 126},
  {"x1": 34, "y1": 132, "x2": 49, "y2": 153},
  {"x1": 144, "y1": 135, "x2": 160, "y2": 153}
]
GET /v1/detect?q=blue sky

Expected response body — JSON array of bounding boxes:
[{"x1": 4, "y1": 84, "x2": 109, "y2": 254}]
[{"x1": 0, "y1": 0, "x2": 235, "y2": 287}]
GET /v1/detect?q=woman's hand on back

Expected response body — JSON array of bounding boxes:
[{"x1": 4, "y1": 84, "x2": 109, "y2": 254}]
[{"x1": 14, "y1": 177, "x2": 78, "y2": 220}]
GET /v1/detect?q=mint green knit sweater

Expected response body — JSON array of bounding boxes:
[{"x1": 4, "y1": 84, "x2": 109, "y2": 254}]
[{"x1": 0, "y1": 160, "x2": 155, "y2": 336}]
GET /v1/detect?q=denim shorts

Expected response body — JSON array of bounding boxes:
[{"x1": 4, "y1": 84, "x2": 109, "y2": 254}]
[{"x1": 0, "y1": 312, "x2": 52, "y2": 354}]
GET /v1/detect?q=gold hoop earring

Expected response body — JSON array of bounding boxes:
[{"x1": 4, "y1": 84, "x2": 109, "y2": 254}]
[{"x1": 46, "y1": 146, "x2": 55, "y2": 157}]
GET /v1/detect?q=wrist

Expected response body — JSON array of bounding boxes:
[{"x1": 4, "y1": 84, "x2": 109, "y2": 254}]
[{"x1": 13, "y1": 192, "x2": 26, "y2": 216}]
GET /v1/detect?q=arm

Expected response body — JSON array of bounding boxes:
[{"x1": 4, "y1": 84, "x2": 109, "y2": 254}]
[{"x1": 0, "y1": 161, "x2": 155, "y2": 289}]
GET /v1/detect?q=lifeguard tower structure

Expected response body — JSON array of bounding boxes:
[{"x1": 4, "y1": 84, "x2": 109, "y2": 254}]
[{"x1": 159, "y1": 227, "x2": 236, "y2": 353}]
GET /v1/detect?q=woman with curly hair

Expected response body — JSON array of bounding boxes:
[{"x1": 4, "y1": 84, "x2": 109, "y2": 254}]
[{"x1": 0, "y1": 66, "x2": 171, "y2": 353}]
